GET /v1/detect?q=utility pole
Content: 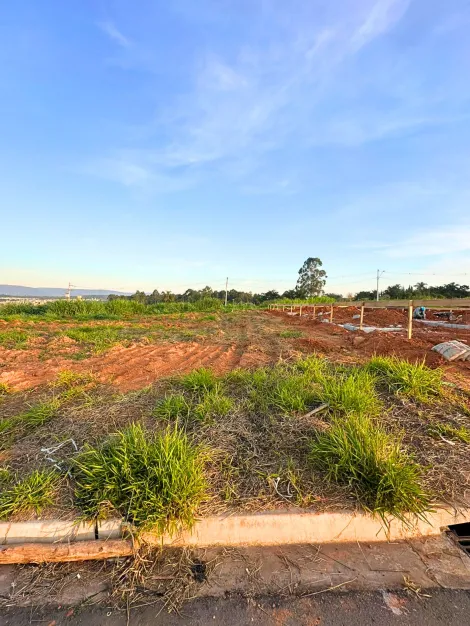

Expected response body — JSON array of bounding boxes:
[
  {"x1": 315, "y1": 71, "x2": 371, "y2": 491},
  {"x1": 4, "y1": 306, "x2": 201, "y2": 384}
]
[
  {"x1": 376, "y1": 270, "x2": 385, "y2": 301},
  {"x1": 224, "y1": 277, "x2": 228, "y2": 306}
]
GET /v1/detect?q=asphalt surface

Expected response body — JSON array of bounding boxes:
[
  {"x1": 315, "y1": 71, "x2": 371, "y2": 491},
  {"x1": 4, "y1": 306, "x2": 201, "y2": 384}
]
[{"x1": 2, "y1": 590, "x2": 470, "y2": 626}]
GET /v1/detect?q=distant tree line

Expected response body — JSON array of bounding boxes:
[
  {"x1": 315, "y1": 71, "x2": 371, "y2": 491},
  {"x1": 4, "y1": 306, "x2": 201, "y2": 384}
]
[
  {"x1": 107, "y1": 253, "x2": 470, "y2": 306},
  {"x1": 354, "y1": 282, "x2": 470, "y2": 301},
  {"x1": 108, "y1": 286, "x2": 312, "y2": 306},
  {"x1": 108, "y1": 257, "x2": 331, "y2": 305}
]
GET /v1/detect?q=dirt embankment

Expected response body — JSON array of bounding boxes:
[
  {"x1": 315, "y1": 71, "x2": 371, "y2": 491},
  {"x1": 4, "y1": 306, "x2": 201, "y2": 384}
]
[{"x1": 267, "y1": 309, "x2": 470, "y2": 376}]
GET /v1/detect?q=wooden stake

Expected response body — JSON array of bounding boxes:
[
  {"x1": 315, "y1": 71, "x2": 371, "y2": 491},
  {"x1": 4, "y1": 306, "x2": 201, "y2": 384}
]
[
  {"x1": 360, "y1": 304, "x2": 364, "y2": 330},
  {"x1": 408, "y1": 301, "x2": 413, "y2": 339},
  {"x1": 313, "y1": 305, "x2": 316, "y2": 318},
  {"x1": 300, "y1": 403, "x2": 328, "y2": 419},
  {"x1": 290, "y1": 305, "x2": 293, "y2": 313},
  {"x1": 299, "y1": 306, "x2": 302, "y2": 317},
  {"x1": 330, "y1": 305, "x2": 334, "y2": 323}
]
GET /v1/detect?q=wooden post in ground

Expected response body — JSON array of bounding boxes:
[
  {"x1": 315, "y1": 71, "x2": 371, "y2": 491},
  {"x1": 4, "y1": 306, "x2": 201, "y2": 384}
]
[
  {"x1": 0, "y1": 540, "x2": 135, "y2": 564},
  {"x1": 313, "y1": 305, "x2": 316, "y2": 318},
  {"x1": 408, "y1": 301, "x2": 413, "y2": 339},
  {"x1": 290, "y1": 305, "x2": 293, "y2": 313},
  {"x1": 299, "y1": 306, "x2": 302, "y2": 317},
  {"x1": 360, "y1": 304, "x2": 364, "y2": 330},
  {"x1": 330, "y1": 305, "x2": 334, "y2": 323}
]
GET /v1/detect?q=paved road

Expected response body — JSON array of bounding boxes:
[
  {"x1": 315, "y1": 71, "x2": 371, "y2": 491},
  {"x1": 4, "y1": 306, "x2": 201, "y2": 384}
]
[{"x1": 2, "y1": 590, "x2": 470, "y2": 626}]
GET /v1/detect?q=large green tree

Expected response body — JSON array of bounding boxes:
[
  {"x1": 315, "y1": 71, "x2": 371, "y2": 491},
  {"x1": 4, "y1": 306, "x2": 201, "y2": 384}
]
[{"x1": 296, "y1": 257, "x2": 327, "y2": 297}]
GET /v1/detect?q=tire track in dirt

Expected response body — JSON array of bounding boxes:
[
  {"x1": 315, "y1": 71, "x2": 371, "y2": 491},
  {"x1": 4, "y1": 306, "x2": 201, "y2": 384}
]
[
  {"x1": 0, "y1": 311, "x2": 310, "y2": 393},
  {"x1": 0, "y1": 340, "x2": 268, "y2": 393}
]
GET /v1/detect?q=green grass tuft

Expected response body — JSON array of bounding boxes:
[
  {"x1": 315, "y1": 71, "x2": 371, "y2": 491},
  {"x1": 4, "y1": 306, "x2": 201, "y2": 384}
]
[
  {"x1": 428, "y1": 422, "x2": 470, "y2": 444},
  {"x1": 0, "y1": 467, "x2": 12, "y2": 483},
  {"x1": 294, "y1": 355, "x2": 330, "y2": 381},
  {"x1": 271, "y1": 375, "x2": 315, "y2": 414},
  {"x1": 320, "y1": 369, "x2": 381, "y2": 416},
  {"x1": 64, "y1": 326, "x2": 122, "y2": 353},
  {"x1": 0, "y1": 399, "x2": 60, "y2": 450},
  {"x1": 55, "y1": 370, "x2": 97, "y2": 388},
  {"x1": 223, "y1": 368, "x2": 255, "y2": 387},
  {"x1": 367, "y1": 356, "x2": 442, "y2": 402},
  {"x1": 224, "y1": 363, "x2": 321, "y2": 416},
  {"x1": 72, "y1": 423, "x2": 207, "y2": 533},
  {"x1": 0, "y1": 382, "x2": 10, "y2": 396},
  {"x1": 194, "y1": 387, "x2": 233, "y2": 421},
  {"x1": 279, "y1": 330, "x2": 303, "y2": 338},
  {"x1": 0, "y1": 470, "x2": 60, "y2": 519},
  {"x1": 181, "y1": 368, "x2": 218, "y2": 395},
  {"x1": 0, "y1": 330, "x2": 31, "y2": 349},
  {"x1": 153, "y1": 394, "x2": 191, "y2": 421},
  {"x1": 17, "y1": 400, "x2": 61, "y2": 427},
  {"x1": 310, "y1": 413, "x2": 430, "y2": 521}
]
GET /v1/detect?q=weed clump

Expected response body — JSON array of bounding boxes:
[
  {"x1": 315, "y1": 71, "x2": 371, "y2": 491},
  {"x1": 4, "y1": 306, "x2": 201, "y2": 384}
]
[
  {"x1": 367, "y1": 356, "x2": 442, "y2": 402},
  {"x1": 320, "y1": 369, "x2": 381, "y2": 416},
  {"x1": 225, "y1": 362, "x2": 322, "y2": 416},
  {"x1": 310, "y1": 413, "x2": 430, "y2": 521},
  {"x1": 0, "y1": 382, "x2": 10, "y2": 396},
  {"x1": 271, "y1": 375, "x2": 315, "y2": 414},
  {"x1": 0, "y1": 330, "x2": 31, "y2": 349},
  {"x1": 55, "y1": 370, "x2": 97, "y2": 388},
  {"x1": 0, "y1": 400, "x2": 60, "y2": 450},
  {"x1": 194, "y1": 388, "x2": 233, "y2": 421},
  {"x1": 279, "y1": 330, "x2": 303, "y2": 338},
  {"x1": 181, "y1": 368, "x2": 218, "y2": 395},
  {"x1": 153, "y1": 394, "x2": 191, "y2": 421},
  {"x1": 17, "y1": 400, "x2": 60, "y2": 427},
  {"x1": 294, "y1": 355, "x2": 329, "y2": 381},
  {"x1": 0, "y1": 470, "x2": 60, "y2": 519},
  {"x1": 73, "y1": 423, "x2": 207, "y2": 533},
  {"x1": 64, "y1": 326, "x2": 122, "y2": 353},
  {"x1": 428, "y1": 422, "x2": 470, "y2": 444}
]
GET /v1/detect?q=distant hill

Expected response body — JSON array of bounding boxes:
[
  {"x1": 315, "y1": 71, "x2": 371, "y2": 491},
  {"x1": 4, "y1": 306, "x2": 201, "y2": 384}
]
[{"x1": 0, "y1": 285, "x2": 129, "y2": 298}]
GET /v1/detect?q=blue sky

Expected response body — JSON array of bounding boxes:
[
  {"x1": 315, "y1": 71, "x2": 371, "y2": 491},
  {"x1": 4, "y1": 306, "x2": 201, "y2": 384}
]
[{"x1": 1, "y1": 0, "x2": 470, "y2": 295}]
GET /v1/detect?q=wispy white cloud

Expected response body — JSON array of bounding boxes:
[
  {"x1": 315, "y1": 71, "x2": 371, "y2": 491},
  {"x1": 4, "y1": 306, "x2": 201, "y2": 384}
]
[
  {"x1": 88, "y1": 0, "x2": 465, "y2": 192},
  {"x1": 82, "y1": 153, "x2": 195, "y2": 192},
  {"x1": 98, "y1": 21, "x2": 131, "y2": 48},
  {"x1": 379, "y1": 225, "x2": 470, "y2": 258},
  {"x1": 351, "y1": 0, "x2": 411, "y2": 50}
]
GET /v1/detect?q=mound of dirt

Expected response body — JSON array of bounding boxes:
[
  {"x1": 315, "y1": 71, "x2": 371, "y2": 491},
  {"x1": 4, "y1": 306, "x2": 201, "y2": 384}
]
[
  {"x1": 358, "y1": 332, "x2": 444, "y2": 366},
  {"x1": 295, "y1": 338, "x2": 332, "y2": 353},
  {"x1": 362, "y1": 308, "x2": 408, "y2": 326}
]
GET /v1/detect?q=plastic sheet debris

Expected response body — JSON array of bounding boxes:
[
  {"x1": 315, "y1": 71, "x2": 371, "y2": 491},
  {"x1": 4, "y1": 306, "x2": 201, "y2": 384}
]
[
  {"x1": 342, "y1": 324, "x2": 402, "y2": 334},
  {"x1": 416, "y1": 320, "x2": 470, "y2": 330},
  {"x1": 432, "y1": 340, "x2": 470, "y2": 362}
]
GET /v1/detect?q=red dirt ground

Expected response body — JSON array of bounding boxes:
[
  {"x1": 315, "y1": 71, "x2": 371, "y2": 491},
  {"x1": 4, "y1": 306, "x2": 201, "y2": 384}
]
[
  {"x1": 269, "y1": 309, "x2": 470, "y2": 383},
  {"x1": 0, "y1": 341, "x2": 275, "y2": 392},
  {"x1": 1, "y1": 310, "x2": 469, "y2": 393}
]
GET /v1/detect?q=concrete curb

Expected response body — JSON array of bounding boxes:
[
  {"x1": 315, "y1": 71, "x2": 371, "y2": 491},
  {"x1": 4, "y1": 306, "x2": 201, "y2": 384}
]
[
  {"x1": 0, "y1": 519, "x2": 120, "y2": 545},
  {"x1": 1, "y1": 507, "x2": 469, "y2": 547}
]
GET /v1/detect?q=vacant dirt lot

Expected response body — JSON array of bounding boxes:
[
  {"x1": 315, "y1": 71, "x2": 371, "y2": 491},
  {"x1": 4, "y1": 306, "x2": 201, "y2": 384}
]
[{"x1": 1, "y1": 309, "x2": 469, "y2": 392}]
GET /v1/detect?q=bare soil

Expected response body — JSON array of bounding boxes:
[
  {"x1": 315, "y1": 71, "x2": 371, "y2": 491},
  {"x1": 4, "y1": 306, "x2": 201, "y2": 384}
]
[
  {"x1": 1, "y1": 310, "x2": 470, "y2": 392},
  {"x1": 1, "y1": 309, "x2": 470, "y2": 525}
]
